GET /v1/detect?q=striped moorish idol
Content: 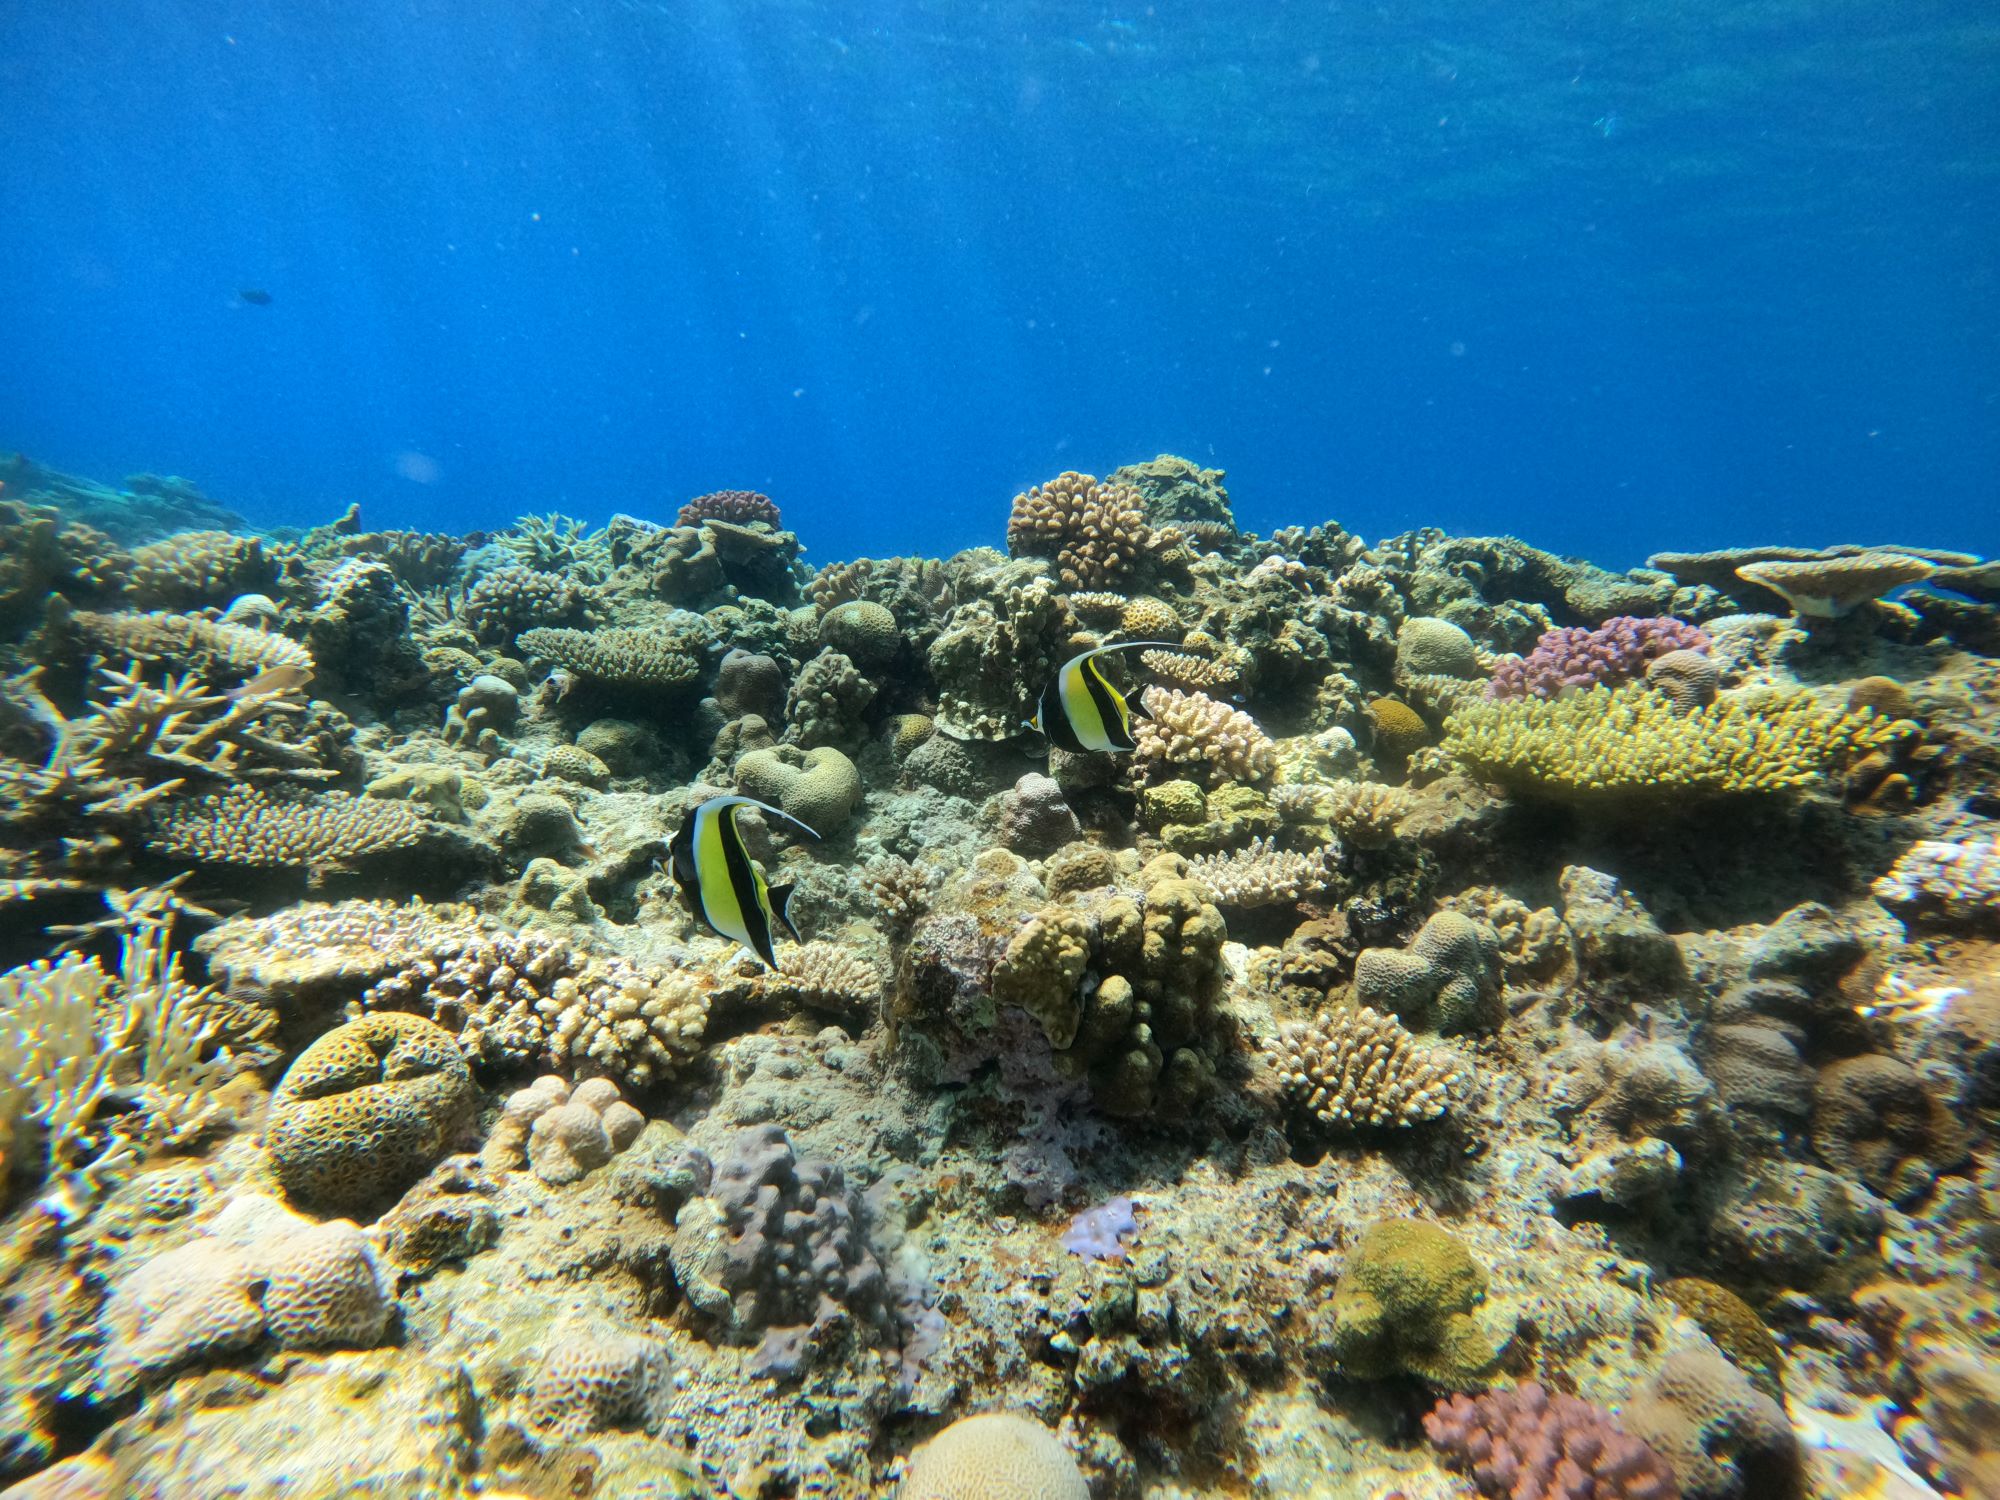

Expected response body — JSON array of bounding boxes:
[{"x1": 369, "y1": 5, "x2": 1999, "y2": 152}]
[
  {"x1": 1027, "y1": 641, "x2": 1179, "y2": 753},
  {"x1": 668, "y1": 795, "x2": 820, "y2": 967}
]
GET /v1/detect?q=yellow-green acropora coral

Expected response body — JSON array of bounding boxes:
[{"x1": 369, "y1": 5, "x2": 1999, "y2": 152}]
[{"x1": 1442, "y1": 683, "x2": 1901, "y2": 798}]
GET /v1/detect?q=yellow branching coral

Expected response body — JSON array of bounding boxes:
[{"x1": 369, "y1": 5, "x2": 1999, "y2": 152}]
[
  {"x1": 1135, "y1": 686, "x2": 1277, "y2": 784},
  {"x1": 1006, "y1": 471, "x2": 1160, "y2": 589},
  {"x1": 1443, "y1": 684, "x2": 1901, "y2": 798}
]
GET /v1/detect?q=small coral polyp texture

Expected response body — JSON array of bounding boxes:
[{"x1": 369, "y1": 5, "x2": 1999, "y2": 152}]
[{"x1": 3, "y1": 448, "x2": 1996, "y2": 1499}]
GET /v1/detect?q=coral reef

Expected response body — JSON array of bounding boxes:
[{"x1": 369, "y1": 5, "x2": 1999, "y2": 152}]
[{"x1": 0, "y1": 451, "x2": 1992, "y2": 1500}]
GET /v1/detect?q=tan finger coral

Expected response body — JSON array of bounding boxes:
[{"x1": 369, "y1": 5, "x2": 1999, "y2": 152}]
[
  {"x1": 1268, "y1": 1005, "x2": 1466, "y2": 1127},
  {"x1": 1187, "y1": 836, "x2": 1333, "y2": 908},
  {"x1": 517, "y1": 626, "x2": 703, "y2": 689},
  {"x1": 755, "y1": 941, "x2": 884, "y2": 1025},
  {"x1": 1135, "y1": 686, "x2": 1277, "y2": 784},
  {"x1": 1316, "y1": 779, "x2": 1417, "y2": 847},
  {"x1": 149, "y1": 786, "x2": 433, "y2": 866},
  {"x1": 1006, "y1": 471, "x2": 1161, "y2": 589},
  {"x1": 130, "y1": 531, "x2": 279, "y2": 610},
  {"x1": 1443, "y1": 684, "x2": 1901, "y2": 799}
]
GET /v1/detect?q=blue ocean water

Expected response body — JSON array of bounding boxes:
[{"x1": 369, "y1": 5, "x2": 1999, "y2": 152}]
[{"x1": 1, "y1": 0, "x2": 1994, "y2": 565}]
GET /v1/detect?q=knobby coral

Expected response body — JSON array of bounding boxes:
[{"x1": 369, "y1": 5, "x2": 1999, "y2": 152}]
[
  {"x1": 1006, "y1": 470, "x2": 1161, "y2": 589},
  {"x1": 1424, "y1": 1381, "x2": 1679, "y2": 1500},
  {"x1": 1486, "y1": 617, "x2": 1710, "y2": 701},
  {"x1": 1268, "y1": 1005, "x2": 1467, "y2": 1128},
  {"x1": 1134, "y1": 686, "x2": 1277, "y2": 784}
]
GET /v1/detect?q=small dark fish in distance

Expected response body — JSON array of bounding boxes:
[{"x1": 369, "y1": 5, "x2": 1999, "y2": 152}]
[{"x1": 237, "y1": 288, "x2": 273, "y2": 306}]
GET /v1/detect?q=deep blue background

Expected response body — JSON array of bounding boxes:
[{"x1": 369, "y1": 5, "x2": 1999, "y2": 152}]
[{"x1": 2, "y1": 0, "x2": 1995, "y2": 567}]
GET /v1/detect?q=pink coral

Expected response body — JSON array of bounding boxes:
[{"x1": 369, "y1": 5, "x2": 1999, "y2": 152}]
[
  {"x1": 676, "y1": 489, "x2": 782, "y2": 529},
  {"x1": 1425, "y1": 1381, "x2": 1680, "y2": 1500},
  {"x1": 1487, "y1": 617, "x2": 1710, "y2": 701}
]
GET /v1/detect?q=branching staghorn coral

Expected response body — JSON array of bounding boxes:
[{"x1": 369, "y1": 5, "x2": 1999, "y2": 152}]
[
  {"x1": 0, "y1": 663, "x2": 334, "y2": 876},
  {"x1": 1, "y1": 903, "x2": 255, "y2": 1202},
  {"x1": 1443, "y1": 684, "x2": 1903, "y2": 799},
  {"x1": 1134, "y1": 686, "x2": 1277, "y2": 784},
  {"x1": 1267, "y1": 1005, "x2": 1466, "y2": 1128},
  {"x1": 1187, "y1": 837, "x2": 1335, "y2": 908},
  {"x1": 494, "y1": 513, "x2": 611, "y2": 582}
]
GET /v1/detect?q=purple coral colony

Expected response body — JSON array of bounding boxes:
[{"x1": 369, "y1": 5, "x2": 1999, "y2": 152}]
[{"x1": 0, "y1": 448, "x2": 1995, "y2": 1499}]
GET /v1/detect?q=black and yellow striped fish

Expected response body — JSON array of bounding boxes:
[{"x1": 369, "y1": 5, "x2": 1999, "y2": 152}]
[
  {"x1": 1027, "y1": 641, "x2": 1178, "y2": 753},
  {"x1": 668, "y1": 795, "x2": 820, "y2": 967}
]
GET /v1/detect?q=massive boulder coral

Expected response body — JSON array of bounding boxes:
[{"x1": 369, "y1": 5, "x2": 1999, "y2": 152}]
[
  {"x1": 927, "y1": 564, "x2": 1069, "y2": 740},
  {"x1": 1810, "y1": 1052, "x2": 1970, "y2": 1202},
  {"x1": 901, "y1": 1412, "x2": 1090, "y2": 1500},
  {"x1": 459, "y1": 564, "x2": 601, "y2": 643},
  {"x1": 1443, "y1": 684, "x2": 1901, "y2": 799},
  {"x1": 783, "y1": 648, "x2": 877, "y2": 750},
  {"x1": 266, "y1": 1012, "x2": 476, "y2": 1211},
  {"x1": 986, "y1": 859, "x2": 1232, "y2": 1117},
  {"x1": 1620, "y1": 1348, "x2": 1802, "y2": 1500}
]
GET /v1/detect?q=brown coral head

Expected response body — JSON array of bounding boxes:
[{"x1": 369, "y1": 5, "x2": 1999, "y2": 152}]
[
  {"x1": 1006, "y1": 470, "x2": 1156, "y2": 588},
  {"x1": 1365, "y1": 696, "x2": 1428, "y2": 762},
  {"x1": 1734, "y1": 551, "x2": 1936, "y2": 619},
  {"x1": 676, "y1": 489, "x2": 782, "y2": 530},
  {"x1": 1645, "y1": 649, "x2": 1719, "y2": 713},
  {"x1": 1844, "y1": 675, "x2": 1914, "y2": 720}
]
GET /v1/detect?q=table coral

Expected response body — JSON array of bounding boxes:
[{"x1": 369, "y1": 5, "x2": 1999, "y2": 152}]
[
  {"x1": 149, "y1": 785, "x2": 434, "y2": 866},
  {"x1": 1735, "y1": 550, "x2": 1937, "y2": 618},
  {"x1": 71, "y1": 607, "x2": 314, "y2": 680},
  {"x1": 1443, "y1": 684, "x2": 1901, "y2": 799},
  {"x1": 517, "y1": 625, "x2": 703, "y2": 690}
]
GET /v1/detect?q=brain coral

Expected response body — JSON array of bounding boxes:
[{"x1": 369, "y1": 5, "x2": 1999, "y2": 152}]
[
  {"x1": 96, "y1": 1238, "x2": 266, "y2": 1396},
  {"x1": 817, "y1": 599, "x2": 901, "y2": 667},
  {"x1": 1811, "y1": 1052, "x2": 1970, "y2": 1202},
  {"x1": 1352, "y1": 911, "x2": 1502, "y2": 1033},
  {"x1": 1443, "y1": 685, "x2": 1900, "y2": 799},
  {"x1": 901, "y1": 1412, "x2": 1089, "y2": 1500},
  {"x1": 1620, "y1": 1348, "x2": 1802, "y2": 1500},
  {"x1": 1321, "y1": 1218, "x2": 1503, "y2": 1387},
  {"x1": 1645, "y1": 647, "x2": 1720, "y2": 712},
  {"x1": 524, "y1": 1324, "x2": 667, "y2": 1438},
  {"x1": 1006, "y1": 470, "x2": 1158, "y2": 589},
  {"x1": 734, "y1": 743, "x2": 863, "y2": 833},
  {"x1": 260, "y1": 1218, "x2": 394, "y2": 1349},
  {"x1": 1268, "y1": 1006, "x2": 1467, "y2": 1129},
  {"x1": 267, "y1": 1012, "x2": 476, "y2": 1211},
  {"x1": 517, "y1": 626, "x2": 703, "y2": 690},
  {"x1": 150, "y1": 786, "x2": 433, "y2": 867}
]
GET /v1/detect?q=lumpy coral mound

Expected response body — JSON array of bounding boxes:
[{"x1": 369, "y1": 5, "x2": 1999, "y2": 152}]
[{"x1": 676, "y1": 488, "x2": 781, "y2": 529}]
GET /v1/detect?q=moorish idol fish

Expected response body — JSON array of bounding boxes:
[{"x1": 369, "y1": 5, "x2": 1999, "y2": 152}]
[
  {"x1": 668, "y1": 794, "x2": 819, "y2": 967},
  {"x1": 1027, "y1": 641, "x2": 1179, "y2": 753}
]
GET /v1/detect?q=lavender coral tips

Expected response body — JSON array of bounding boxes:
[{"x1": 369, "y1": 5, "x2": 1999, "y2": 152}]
[
  {"x1": 1487, "y1": 617, "x2": 1711, "y2": 701},
  {"x1": 1424, "y1": 1381, "x2": 1680, "y2": 1500}
]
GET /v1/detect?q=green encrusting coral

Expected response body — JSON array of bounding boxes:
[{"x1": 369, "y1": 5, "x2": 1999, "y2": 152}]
[
  {"x1": 1321, "y1": 1219, "x2": 1503, "y2": 1387},
  {"x1": 1442, "y1": 683, "x2": 1902, "y2": 798}
]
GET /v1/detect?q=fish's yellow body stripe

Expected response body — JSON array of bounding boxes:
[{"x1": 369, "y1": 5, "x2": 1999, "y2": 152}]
[
  {"x1": 694, "y1": 803, "x2": 751, "y2": 948},
  {"x1": 1062, "y1": 658, "x2": 1115, "y2": 751}
]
